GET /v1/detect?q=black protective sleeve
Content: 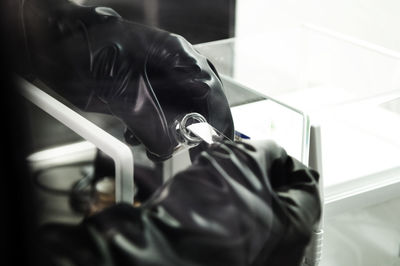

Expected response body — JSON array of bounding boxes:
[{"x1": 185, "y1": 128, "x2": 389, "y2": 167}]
[{"x1": 39, "y1": 140, "x2": 321, "y2": 266}]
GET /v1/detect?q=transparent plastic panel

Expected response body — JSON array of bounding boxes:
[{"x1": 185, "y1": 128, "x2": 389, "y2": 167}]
[{"x1": 196, "y1": 27, "x2": 400, "y2": 196}]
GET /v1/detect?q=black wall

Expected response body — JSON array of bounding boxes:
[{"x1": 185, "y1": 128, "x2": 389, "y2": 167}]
[{"x1": 82, "y1": 0, "x2": 236, "y2": 44}]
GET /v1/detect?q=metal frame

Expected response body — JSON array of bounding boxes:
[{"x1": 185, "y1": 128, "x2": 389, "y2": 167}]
[
  {"x1": 17, "y1": 76, "x2": 134, "y2": 204},
  {"x1": 304, "y1": 125, "x2": 324, "y2": 266}
]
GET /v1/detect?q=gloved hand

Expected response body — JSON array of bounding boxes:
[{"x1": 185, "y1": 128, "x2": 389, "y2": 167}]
[
  {"x1": 22, "y1": 0, "x2": 234, "y2": 160},
  {"x1": 38, "y1": 140, "x2": 321, "y2": 266}
]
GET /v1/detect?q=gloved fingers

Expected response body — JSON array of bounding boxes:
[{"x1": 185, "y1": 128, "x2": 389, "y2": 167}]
[
  {"x1": 109, "y1": 74, "x2": 177, "y2": 160},
  {"x1": 205, "y1": 58, "x2": 222, "y2": 82},
  {"x1": 147, "y1": 34, "x2": 212, "y2": 97},
  {"x1": 124, "y1": 128, "x2": 141, "y2": 146},
  {"x1": 146, "y1": 33, "x2": 234, "y2": 140},
  {"x1": 236, "y1": 140, "x2": 319, "y2": 188},
  {"x1": 212, "y1": 140, "x2": 320, "y2": 227},
  {"x1": 267, "y1": 143, "x2": 319, "y2": 190},
  {"x1": 22, "y1": 0, "x2": 233, "y2": 161}
]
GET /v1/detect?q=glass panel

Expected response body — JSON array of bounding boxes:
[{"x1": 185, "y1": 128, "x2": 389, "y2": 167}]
[{"x1": 196, "y1": 28, "x2": 400, "y2": 191}]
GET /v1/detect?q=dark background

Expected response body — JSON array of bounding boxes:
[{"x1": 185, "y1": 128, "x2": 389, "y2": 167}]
[
  {"x1": 0, "y1": 1, "x2": 236, "y2": 264},
  {"x1": 80, "y1": 0, "x2": 236, "y2": 44}
]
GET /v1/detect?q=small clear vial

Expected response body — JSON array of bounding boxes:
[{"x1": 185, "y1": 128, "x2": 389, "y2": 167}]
[
  {"x1": 174, "y1": 112, "x2": 207, "y2": 146},
  {"x1": 174, "y1": 112, "x2": 230, "y2": 153}
]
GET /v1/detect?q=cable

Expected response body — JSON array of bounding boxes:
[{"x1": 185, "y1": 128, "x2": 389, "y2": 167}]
[{"x1": 32, "y1": 162, "x2": 93, "y2": 196}]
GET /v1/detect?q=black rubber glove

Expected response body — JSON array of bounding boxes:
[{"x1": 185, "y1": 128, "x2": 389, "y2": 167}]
[
  {"x1": 38, "y1": 140, "x2": 321, "y2": 266},
  {"x1": 22, "y1": 0, "x2": 234, "y2": 160}
]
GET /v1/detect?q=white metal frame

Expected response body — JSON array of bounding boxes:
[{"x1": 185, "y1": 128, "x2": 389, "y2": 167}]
[{"x1": 17, "y1": 76, "x2": 134, "y2": 204}]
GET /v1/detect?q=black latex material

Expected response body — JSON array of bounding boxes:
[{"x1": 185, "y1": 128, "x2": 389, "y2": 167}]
[
  {"x1": 38, "y1": 140, "x2": 321, "y2": 266},
  {"x1": 22, "y1": 0, "x2": 234, "y2": 160},
  {"x1": 93, "y1": 149, "x2": 115, "y2": 179}
]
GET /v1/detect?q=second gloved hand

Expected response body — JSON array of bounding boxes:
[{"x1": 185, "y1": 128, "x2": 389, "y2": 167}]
[{"x1": 38, "y1": 140, "x2": 321, "y2": 266}]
